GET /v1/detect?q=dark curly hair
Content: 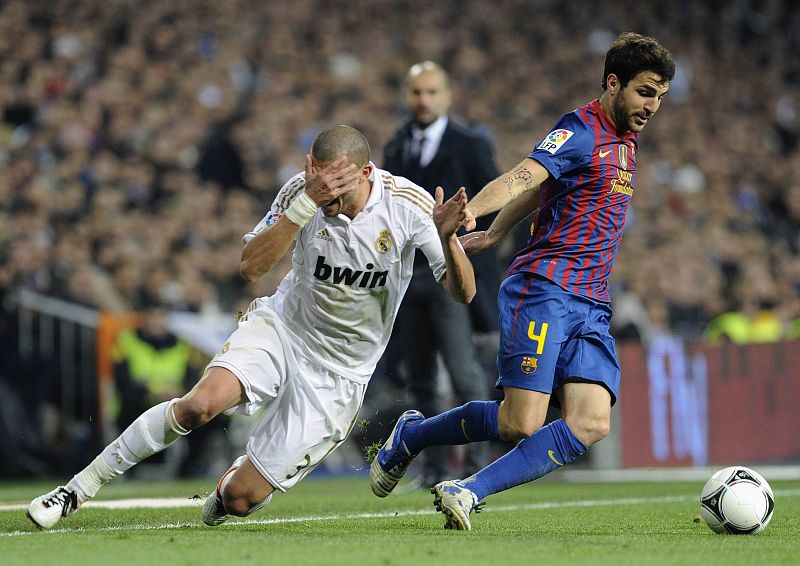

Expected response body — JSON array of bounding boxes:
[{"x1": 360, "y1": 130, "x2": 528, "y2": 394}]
[{"x1": 601, "y1": 32, "x2": 675, "y2": 90}]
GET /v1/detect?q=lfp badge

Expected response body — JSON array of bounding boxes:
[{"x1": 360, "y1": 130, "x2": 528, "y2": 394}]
[{"x1": 537, "y1": 129, "x2": 574, "y2": 154}]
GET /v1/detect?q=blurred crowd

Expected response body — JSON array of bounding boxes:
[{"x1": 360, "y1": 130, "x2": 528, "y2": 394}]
[{"x1": 1, "y1": 0, "x2": 800, "y2": 343}]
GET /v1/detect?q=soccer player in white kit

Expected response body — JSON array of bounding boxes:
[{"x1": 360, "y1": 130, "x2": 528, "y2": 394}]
[{"x1": 27, "y1": 125, "x2": 476, "y2": 529}]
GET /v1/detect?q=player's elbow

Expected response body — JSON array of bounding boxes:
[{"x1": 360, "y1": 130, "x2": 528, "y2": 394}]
[
  {"x1": 441, "y1": 273, "x2": 476, "y2": 304},
  {"x1": 239, "y1": 260, "x2": 260, "y2": 283},
  {"x1": 460, "y1": 285, "x2": 476, "y2": 304},
  {"x1": 452, "y1": 293, "x2": 473, "y2": 305},
  {"x1": 446, "y1": 280, "x2": 475, "y2": 304}
]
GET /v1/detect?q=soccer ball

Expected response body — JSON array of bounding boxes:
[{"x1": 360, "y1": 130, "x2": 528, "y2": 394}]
[{"x1": 700, "y1": 466, "x2": 775, "y2": 534}]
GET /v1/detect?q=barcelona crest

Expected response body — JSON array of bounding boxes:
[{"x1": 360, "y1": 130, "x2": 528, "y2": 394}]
[{"x1": 521, "y1": 355, "x2": 538, "y2": 374}]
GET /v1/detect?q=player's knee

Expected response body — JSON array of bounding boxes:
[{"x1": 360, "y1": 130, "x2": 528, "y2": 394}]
[
  {"x1": 497, "y1": 401, "x2": 546, "y2": 441},
  {"x1": 497, "y1": 414, "x2": 542, "y2": 442},
  {"x1": 221, "y1": 493, "x2": 253, "y2": 517},
  {"x1": 221, "y1": 483, "x2": 265, "y2": 517},
  {"x1": 566, "y1": 414, "x2": 610, "y2": 447},
  {"x1": 173, "y1": 396, "x2": 218, "y2": 430}
]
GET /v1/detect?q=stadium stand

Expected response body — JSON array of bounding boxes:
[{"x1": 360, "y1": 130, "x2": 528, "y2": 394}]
[{"x1": 2, "y1": 0, "x2": 799, "y2": 474}]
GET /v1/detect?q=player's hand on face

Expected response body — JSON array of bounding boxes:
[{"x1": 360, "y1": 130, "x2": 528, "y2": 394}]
[
  {"x1": 303, "y1": 154, "x2": 361, "y2": 207},
  {"x1": 433, "y1": 186, "x2": 468, "y2": 239}
]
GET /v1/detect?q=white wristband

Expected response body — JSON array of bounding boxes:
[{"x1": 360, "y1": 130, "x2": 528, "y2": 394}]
[{"x1": 284, "y1": 192, "x2": 318, "y2": 227}]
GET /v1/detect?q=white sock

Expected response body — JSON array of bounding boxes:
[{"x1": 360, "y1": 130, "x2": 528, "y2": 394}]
[{"x1": 68, "y1": 399, "x2": 190, "y2": 499}]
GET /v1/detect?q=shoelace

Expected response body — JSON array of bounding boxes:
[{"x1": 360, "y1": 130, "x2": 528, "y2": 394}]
[{"x1": 43, "y1": 489, "x2": 78, "y2": 517}]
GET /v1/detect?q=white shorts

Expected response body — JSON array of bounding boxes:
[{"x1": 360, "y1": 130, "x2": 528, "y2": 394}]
[{"x1": 207, "y1": 304, "x2": 367, "y2": 491}]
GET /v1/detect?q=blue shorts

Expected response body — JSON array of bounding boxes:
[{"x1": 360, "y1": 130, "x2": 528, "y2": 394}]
[{"x1": 496, "y1": 273, "x2": 619, "y2": 405}]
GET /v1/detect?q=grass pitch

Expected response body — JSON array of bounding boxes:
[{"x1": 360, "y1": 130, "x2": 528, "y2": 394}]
[{"x1": 1, "y1": 477, "x2": 798, "y2": 565}]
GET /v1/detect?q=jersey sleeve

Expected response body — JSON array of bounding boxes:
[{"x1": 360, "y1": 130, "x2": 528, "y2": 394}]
[
  {"x1": 409, "y1": 206, "x2": 447, "y2": 282},
  {"x1": 242, "y1": 173, "x2": 308, "y2": 244},
  {"x1": 528, "y1": 112, "x2": 594, "y2": 180},
  {"x1": 389, "y1": 182, "x2": 447, "y2": 281}
]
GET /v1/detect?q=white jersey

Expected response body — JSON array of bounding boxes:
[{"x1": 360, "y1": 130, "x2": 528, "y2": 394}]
[{"x1": 243, "y1": 163, "x2": 447, "y2": 383}]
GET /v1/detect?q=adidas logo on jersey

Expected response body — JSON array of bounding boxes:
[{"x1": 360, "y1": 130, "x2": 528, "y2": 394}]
[
  {"x1": 313, "y1": 255, "x2": 388, "y2": 289},
  {"x1": 315, "y1": 229, "x2": 333, "y2": 241}
]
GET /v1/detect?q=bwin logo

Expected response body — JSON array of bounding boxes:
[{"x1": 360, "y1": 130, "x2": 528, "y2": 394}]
[{"x1": 313, "y1": 256, "x2": 388, "y2": 288}]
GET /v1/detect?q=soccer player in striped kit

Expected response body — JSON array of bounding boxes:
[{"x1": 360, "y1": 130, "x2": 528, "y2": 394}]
[{"x1": 370, "y1": 33, "x2": 675, "y2": 530}]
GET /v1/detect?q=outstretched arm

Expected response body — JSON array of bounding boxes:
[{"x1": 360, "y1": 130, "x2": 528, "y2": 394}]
[
  {"x1": 463, "y1": 157, "x2": 549, "y2": 230},
  {"x1": 459, "y1": 189, "x2": 539, "y2": 256},
  {"x1": 240, "y1": 156, "x2": 360, "y2": 282},
  {"x1": 433, "y1": 186, "x2": 476, "y2": 304}
]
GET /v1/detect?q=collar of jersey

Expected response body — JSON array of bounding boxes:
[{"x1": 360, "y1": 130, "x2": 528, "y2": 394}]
[{"x1": 363, "y1": 161, "x2": 384, "y2": 211}]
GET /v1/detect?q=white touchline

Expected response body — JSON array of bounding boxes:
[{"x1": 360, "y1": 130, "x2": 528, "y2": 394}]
[
  {"x1": 3, "y1": 489, "x2": 799, "y2": 537},
  {"x1": 0, "y1": 498, "x2": 199, "y2": 512}
]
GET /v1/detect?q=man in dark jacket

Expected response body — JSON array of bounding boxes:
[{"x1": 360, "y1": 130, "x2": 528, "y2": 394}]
[{"x1": 382, "y1": 61, "x2": 501, "y2": 485}]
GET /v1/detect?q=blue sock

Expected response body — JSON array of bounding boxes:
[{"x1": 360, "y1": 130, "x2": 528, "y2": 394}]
[
  {"x1": 403, "y1": 401, "x2": 500, "y2": 455},
  {"x1": 463, "y1": 419, "x2": 586, "y2": 501}
]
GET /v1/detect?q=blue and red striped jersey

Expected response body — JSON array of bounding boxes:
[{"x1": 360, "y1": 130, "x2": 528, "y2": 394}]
[{"x1": 508, "y1": 99, "x2": 638, "y2": 303}]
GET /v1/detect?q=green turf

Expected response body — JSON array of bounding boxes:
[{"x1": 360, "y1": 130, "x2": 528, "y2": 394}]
[{"x1": 1, "y1": 477, "x2": 798, "y2": 565}]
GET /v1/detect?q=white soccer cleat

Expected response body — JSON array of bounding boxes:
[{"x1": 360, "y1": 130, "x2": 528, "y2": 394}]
[
  {"x1": 27, "y1": 486, "x2": 81, "y2": 530},
  {"x1": 202, "y1": 455, "x2": 247, "y2": 526},
  {"x1": 369, "y1": 410, "x2": 424, "y2": 497},
  {"x1": 431, "y1": 480, "x2": 482, "y2": 531},
  {"x1": 202, "y1": 489, "x2": 229, "y2": 527}
]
